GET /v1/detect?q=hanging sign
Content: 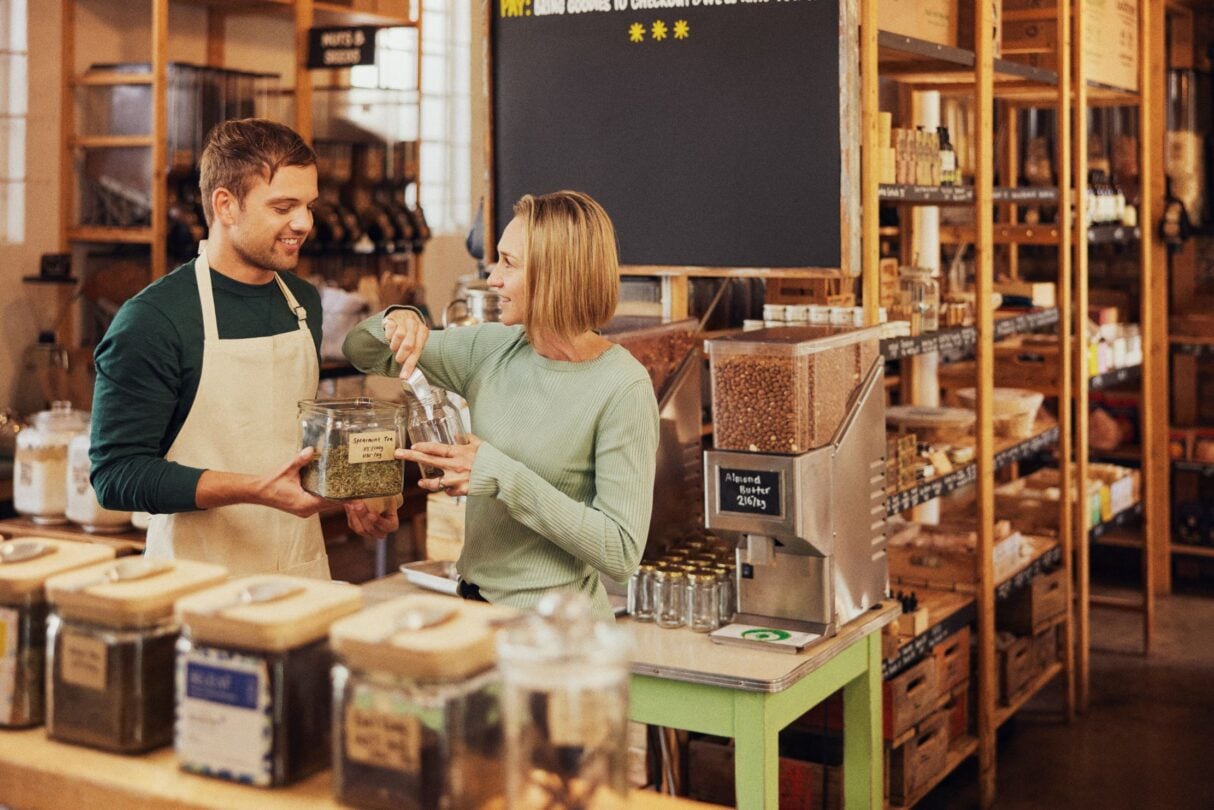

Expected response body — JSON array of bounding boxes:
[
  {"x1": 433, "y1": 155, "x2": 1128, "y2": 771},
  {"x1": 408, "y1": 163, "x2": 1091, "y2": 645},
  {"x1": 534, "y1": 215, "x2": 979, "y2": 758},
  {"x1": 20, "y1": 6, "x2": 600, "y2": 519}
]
[{"x1": 307, "y1": 26, "x2": 378, "y2": 69}]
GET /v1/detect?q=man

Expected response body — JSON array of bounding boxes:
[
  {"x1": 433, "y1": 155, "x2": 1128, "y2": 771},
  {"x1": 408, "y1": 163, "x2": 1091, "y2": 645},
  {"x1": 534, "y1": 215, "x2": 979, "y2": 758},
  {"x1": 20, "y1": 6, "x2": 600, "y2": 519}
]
[{"x1": 91, "y1": 119, "x2": 397, "y2": 578}]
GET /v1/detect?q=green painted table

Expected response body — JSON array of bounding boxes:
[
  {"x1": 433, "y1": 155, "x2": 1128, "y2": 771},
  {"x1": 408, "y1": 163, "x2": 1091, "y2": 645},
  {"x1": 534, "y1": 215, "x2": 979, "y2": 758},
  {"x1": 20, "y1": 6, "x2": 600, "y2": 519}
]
[{"x1": 627, "y1": 602, "x2": 900, "y2": 809}]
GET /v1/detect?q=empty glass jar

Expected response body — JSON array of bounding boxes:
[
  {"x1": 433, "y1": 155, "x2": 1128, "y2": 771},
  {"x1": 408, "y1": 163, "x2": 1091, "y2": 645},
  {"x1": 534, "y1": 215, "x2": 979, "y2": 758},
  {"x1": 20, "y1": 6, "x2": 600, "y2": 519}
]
[
  {"x1": 898, "y1": 267, "x2": 941, "y2": 333},
  {"x1": 654, "y1": 569, "x2": 686, "y2": 629},
  {"x1": 685, "y1": 573, "x2": 720, "y2": 633},
  {"x1": 405, "y1": 388, "x2": 468, "y2": 480},
  {"x1": 496, "y1": 593, "x2": 631, "y2": 810},
  {"x1": 627, "y1": 562, "x2": 657, "y2": 622}
]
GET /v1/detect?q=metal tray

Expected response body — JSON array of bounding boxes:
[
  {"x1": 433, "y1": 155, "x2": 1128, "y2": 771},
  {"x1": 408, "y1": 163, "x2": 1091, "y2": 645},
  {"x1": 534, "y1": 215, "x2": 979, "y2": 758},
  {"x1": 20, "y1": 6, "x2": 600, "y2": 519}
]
[{"x1": 399, "y1": 559, "x2": 458, "y2": 596}]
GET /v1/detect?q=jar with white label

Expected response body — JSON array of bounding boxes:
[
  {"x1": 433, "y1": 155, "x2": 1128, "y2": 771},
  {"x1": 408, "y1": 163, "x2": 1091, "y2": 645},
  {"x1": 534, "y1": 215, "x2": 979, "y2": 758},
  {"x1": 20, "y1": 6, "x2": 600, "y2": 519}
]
[
  {"x1": 329, "y1": 595, "x2": 517, "y2": 810},
  {"x1": 44, "y1": 558, "x2": 226, "y2": 752},
  {"x1": 13, "y1": 402, "x2": 89, "y2": 525},
  {"x1": 174, "y1": 576, "x2": 363, "y2": 787},
  {"x1": 0, "y1": 538, "x2": 115, "y2": 728},
  {"x1": 298, "y1": 398, "x2": 404, "y2": 499},
  {"x1": 65, "y1": 431, "x2": 132, "y2": 534},
  {"x1": 497, "y1": 593, "x2": 632, "y2": 810}
]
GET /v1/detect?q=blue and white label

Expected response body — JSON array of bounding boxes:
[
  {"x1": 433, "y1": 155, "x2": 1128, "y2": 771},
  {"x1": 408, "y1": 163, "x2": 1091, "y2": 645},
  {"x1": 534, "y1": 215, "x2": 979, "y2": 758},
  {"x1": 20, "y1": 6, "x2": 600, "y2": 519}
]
[{"x1": 176, "y1": 645, "x2": 273, "y2": 786}]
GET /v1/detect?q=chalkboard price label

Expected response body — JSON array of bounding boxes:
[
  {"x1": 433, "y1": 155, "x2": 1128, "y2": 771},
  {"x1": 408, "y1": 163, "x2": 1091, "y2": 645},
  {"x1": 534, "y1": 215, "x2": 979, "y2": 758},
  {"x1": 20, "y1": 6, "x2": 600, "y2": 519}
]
[{"x1": 718, "y1": 468, "x2": 782, "y2": 517}]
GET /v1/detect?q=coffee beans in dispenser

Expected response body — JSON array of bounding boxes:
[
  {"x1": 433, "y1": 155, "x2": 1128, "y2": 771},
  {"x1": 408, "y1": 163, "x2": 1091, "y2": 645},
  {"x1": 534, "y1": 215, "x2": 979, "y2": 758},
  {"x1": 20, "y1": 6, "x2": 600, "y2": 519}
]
[
  {"x1": 174, "y1": 576, "x2": 363, "y2": 787},
  {"x1": 0, "y1": 538, "x2": 115, "y2": 728},
  {"x1": 43, "y1": 558, "x2": 227, "y2": 752},
  {"x1": 328, "y1": 595, "x2": 518, "y2": 809}
]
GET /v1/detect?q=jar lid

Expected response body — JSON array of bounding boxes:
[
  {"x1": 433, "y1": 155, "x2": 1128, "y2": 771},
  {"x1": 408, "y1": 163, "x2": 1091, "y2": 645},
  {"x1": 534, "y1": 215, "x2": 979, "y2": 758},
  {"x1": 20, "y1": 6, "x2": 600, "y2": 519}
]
[
  {"x1": 31, "y1": 401, "x2": 89, "y2": 434},
  {"x1": 176, "y1": 575, "x2": 363, "y2": 652},
  {"x1": 46, "y1": 558, "x2": 227, "y2": 628},
  {"x1": 654, "y1": 569, "x2": 685, "y2": 581},
  {"x1": 495, "y1": 593, "x2": 630, "y2": 672},
  {"x1": 686, "y1": 573, "x2": 716, "y2": 585},
  {"x1": 298, "y1": 397, "x2": 402, "y2": 421},
  {"x1": 0, "y1": 538, "x2": 115, "y2": 603},
  {"x1": 330, "y1": 594, "x2": 517, "y2": 680}
]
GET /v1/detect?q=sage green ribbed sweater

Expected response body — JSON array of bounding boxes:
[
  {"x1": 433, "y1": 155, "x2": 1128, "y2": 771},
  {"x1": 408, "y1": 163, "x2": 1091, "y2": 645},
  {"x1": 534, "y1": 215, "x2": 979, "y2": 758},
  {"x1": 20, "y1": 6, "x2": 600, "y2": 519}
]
[{"x1": 344, "y1": 315, "x2": 659, "y2": 617}]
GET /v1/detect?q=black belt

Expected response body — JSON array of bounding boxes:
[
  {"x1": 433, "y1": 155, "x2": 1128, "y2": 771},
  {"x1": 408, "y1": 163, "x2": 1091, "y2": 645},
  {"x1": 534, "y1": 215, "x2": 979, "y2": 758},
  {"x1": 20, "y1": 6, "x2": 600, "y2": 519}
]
[{"x1": 457, "y1": 579, "x2": 489, "y2": 602}]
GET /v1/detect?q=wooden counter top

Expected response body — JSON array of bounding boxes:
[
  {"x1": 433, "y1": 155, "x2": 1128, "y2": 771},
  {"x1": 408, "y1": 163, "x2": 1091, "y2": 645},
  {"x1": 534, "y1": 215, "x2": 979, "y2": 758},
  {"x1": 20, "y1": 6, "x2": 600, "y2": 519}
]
[
  {"x1": 0, "y1": 727, "x2": 711, "y2": 810},
  {"x1": 0, "y1": 516, "x2": 145, "y2": 555}
]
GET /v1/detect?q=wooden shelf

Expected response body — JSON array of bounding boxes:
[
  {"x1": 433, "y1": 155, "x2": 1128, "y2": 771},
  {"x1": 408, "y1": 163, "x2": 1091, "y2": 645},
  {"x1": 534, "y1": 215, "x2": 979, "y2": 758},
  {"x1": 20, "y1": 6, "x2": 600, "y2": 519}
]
[
  {"x1": 887, "y1": 735, "x2": 980, "y2": 810},
  {"x1": 1089, "y1": 502, "x2": 1143, "y2": 542},
  {"x1": 1172, "y1": 543, "x2": 1214, "y2": 559},
  {"x1": 880, "y1": 308, "x2": 1059, "y2": 361},
  {"x1": 315, "y1": 1, "x2": 415, "y2": 26},
  {"x1": 996, "y1": 536, "x2": 1062, "y2": 601},
  {"x1": 939, "y1": 224, "x2": 1062, "y2": 245},
  {"x1": 879, "y1": 184, "x2": 1059, "y2": 206},
  {"x1": 73, "y1": 71, "x2": 153, "y2": 86},
  {"x1": 620, "y1": 265, "x2": 843, "y2": 280},
  {"x1": 22, "y1": 275, "x2": 79, "y2": 285},
  {"x1": 995, "y1": 661, "x2": 1064, "y2": 728},
  {"x1": 71, "y1": 134, "x2": 154, "y2": 149},
  {"x1": 886, "y1": 424, "x2": 1061, "y2": 515},
  {"x1": 883, "y1": 589, "x2": 975, "y2": 679},
  {"x1": 1089, "y1": 364, "x2": 1142, "y2": 390},
  {"x1": 1173, "y1": 459, "x2": 1214, "y2": 477},
  {"x1": 875, "y1": 30, "x2": 1057, "y2": 89},
  {"x1": 67, "y1": 226, "x2": 154, "y2": 244},
  {"x1": 1171, "y1": 337, "x2": 1214, "y2": 358},
  {"x1": 1088, "y1": 223, "x2": 1141, "y2": 245}
]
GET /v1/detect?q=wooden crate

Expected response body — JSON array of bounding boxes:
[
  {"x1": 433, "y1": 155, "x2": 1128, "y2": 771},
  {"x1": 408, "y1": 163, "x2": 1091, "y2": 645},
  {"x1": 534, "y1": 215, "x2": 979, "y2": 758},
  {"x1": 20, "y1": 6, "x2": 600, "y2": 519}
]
[
  {"x1": 888, "y1": 528, "x2": 1025, "y2": 591},
  {"x1": 993, "y1": 337, "x2": 1063, "y2": 391},
  {"x1": 943, "y1": 681, "x2": 970, "y2": 742},
  {"x1": 998, "y1": 633, "x2": 1036, "y2": 705},
  {"x1": 764, "y1": 277, "x2": 849, "y2": 306},
  {"x1": 877, "y1": 0, "x2": 958, "y2": 48},
  {"x1": 888, "y1": 709, "x2": 949, "y2": 805},
  {"x1": 687, "y1": 737, "x2": 842, "y2": 810},
  {"x1": 997, "y1": 567, "x2": 1066, "y2": 635},
  {"x1": 884, "y1": 656, "x2": 940, "y2": 740},
  {"x1": 934, "y1": 626, "x2": 971, "y2": 693},
  {"x1": 1032, "y1": 622, "x2": 1062, "y2": 674}
]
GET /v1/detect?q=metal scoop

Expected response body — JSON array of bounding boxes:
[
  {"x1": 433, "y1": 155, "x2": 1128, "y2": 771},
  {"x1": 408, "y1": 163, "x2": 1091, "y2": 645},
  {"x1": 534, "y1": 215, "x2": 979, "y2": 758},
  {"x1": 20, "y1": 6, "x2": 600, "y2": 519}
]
[
  {"x1": 375, "y1": 603, "x2": 457, "y2": 642},
  {"x1": 403, "y1": 367, "x2": 437, "y2": 417},
  {"x1": 202, "y1": 579, "x2": 306, "y2": 615},
  {"x1": 0, "y1": 540, "x2": 53, "y2": 564},
  {"x1": 67, "y1": 557, "x2": 173, "y2": 592}
]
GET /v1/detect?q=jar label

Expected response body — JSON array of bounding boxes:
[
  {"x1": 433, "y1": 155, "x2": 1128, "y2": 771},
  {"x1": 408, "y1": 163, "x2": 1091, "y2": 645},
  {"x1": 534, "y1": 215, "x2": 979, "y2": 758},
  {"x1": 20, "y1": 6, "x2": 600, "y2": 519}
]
[
  {"x1": 176, "y1": 645, "x2": 273, "y2": 786},
  {"x1": 0, "y1": 607, "x2": 16, "y2": 723},
  {"x1": 344, "y1": 683, "x2": 422, "y2": 774},
  {"x1": 62, "y1": 631, "x2": 108, "y2": 692},
  {"x1": 347, "y1": 431, "x2": 397, "y2": 464}
]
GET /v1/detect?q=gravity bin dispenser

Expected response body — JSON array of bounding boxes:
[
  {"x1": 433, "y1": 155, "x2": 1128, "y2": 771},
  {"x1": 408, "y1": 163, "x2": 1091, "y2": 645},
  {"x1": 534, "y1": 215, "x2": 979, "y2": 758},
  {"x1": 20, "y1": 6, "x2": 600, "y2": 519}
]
[{"x1": 704, "y1": 325, "x2": 889, "y2": 638}]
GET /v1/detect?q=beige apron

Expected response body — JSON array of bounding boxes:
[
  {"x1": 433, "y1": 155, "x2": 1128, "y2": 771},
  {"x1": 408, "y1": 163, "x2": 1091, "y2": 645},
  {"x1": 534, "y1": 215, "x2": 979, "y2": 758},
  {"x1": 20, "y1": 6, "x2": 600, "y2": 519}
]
[{"x1": 145, "y1": 246, "x2": 329, "y2": 579}]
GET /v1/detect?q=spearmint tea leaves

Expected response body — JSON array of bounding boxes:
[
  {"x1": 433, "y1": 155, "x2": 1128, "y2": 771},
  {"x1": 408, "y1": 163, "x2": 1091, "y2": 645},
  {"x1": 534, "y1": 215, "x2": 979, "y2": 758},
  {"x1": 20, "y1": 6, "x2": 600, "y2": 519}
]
[{"x1": 298, "y1": 399, "x2": 405, "y2": 500}]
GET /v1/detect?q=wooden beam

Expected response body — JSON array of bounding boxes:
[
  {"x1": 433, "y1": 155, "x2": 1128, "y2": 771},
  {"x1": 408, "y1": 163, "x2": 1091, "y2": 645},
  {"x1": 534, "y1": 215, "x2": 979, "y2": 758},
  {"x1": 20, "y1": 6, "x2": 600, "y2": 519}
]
[
  {"x1": 1074, "y1": 0, "x2": 1092, "y2": 714},
  {"x1": 59, "y1": 0, "x2": 75, "y2": 257},
  {"x1": 840, "y1": 0, "x2": 861, "y2": 282},
  {"x1": 861, "y1": 0, "x2": 879, "y2": 324},
  {"x1": 294, "y1": 0, "x2": 314, "y2": 143},
  {"x1": 207, "y1": 9, "x2": 226, "y2": 67},
  {"x1": 151, "y1": 0, "x2": 168, "y2": 280},
  {"x1": 975, "y1": 0, "x2": 997, "y2": 803}
]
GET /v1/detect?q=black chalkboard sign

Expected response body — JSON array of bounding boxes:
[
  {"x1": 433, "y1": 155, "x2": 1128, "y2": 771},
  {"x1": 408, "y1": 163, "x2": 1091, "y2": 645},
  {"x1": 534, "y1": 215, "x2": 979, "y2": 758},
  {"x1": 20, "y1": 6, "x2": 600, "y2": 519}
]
[
  {"x1": 491, "y1": 0, "x2": 848, "y2": 269},
  {"x1": 307, "y1": 26, "x2": 378, "y2": 69},
  {"x1": 718, "y1": 467, "x2": 782, "y2": 517}
]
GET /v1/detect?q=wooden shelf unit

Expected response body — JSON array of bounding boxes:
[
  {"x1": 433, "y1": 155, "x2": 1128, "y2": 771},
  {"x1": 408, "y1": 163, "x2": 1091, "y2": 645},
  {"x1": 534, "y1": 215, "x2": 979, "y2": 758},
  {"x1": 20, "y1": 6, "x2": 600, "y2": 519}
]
[{"x1": 861, "y1": 3, "x2": 1076, "y2": 805}]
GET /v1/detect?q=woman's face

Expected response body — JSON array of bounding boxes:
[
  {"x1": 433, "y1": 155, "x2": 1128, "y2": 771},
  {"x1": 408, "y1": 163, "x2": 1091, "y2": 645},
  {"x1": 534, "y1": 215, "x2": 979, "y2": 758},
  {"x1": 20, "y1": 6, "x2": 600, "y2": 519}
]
[{"x1": 487, "y1": 215, "x2": 527, "y2": 326}]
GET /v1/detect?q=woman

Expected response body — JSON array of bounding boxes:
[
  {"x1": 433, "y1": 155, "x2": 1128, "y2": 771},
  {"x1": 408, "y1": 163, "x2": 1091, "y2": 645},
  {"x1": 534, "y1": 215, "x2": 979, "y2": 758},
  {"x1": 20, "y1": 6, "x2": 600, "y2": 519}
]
[{"x1": 343, "y1": 190, "x2": 659, "y2": 617}]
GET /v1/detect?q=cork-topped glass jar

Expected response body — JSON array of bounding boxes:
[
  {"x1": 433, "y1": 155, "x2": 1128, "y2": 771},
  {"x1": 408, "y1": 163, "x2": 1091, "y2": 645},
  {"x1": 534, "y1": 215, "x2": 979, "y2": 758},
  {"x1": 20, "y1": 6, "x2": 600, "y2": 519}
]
[
  {"x1": 329, "y1": 595, "x2": 518, "y2": 810},
  {"x1": 706, "y1": 326, "x2": 883, "y2": 454},
  {"x1": 0, "y1": 538, "x2": 115, "y2": 728},
  {"x1": 44, "y1": 558, "x2": 227, "y2": 752},
  {"x1": 298, "y1": 398, "x2": 405, "y2": 500},
  {"x1": 174, "y1": 576, "x2": 363, "y2": 787},
  {"x1": 13, "y1": 402, "x2": 89, "y2": 525}
]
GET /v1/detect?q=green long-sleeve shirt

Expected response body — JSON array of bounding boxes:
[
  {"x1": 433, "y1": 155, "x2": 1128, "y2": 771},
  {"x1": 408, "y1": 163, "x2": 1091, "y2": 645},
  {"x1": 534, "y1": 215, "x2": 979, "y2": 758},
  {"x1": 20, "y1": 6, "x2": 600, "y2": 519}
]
[
  {"x1": 343, "y1": 314, "x2": 659, "y2": 617},
  {"x1": 90, "y1": 258, "x2": 323, "y2": 514}
]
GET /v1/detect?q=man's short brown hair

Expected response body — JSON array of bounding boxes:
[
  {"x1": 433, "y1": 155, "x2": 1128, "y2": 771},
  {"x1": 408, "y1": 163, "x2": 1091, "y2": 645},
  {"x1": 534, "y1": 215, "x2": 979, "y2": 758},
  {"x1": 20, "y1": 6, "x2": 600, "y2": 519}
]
[{"x1": 198, "y1": 119, "x2": 317, "y2": 225}]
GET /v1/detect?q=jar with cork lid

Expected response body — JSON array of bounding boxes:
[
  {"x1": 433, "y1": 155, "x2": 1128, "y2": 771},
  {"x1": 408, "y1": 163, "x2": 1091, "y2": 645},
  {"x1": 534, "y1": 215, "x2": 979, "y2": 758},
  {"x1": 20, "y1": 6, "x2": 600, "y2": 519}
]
[
  {"x1": 13, "y1": 402, "x2": 89, "y2": 525},
  {"x1": 44, "y1": 557, "x2": 227, "y2": 752},
  {"x1": 0, "y1": 538, "x2": 115, "y2": 728},
  {"x1": 329, "y1": 595, "x2": 518, "y2": 809},
  {"x1": 174, "y1": 576, "x2": 363, "y2": 787}
]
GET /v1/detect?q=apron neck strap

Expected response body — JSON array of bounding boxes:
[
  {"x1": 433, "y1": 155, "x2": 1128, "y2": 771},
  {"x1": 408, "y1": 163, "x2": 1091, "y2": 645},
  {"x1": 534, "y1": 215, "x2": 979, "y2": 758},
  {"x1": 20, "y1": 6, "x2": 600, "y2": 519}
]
[{"x1": 193, "y1": 245, "x2": 310, "y2": 339}]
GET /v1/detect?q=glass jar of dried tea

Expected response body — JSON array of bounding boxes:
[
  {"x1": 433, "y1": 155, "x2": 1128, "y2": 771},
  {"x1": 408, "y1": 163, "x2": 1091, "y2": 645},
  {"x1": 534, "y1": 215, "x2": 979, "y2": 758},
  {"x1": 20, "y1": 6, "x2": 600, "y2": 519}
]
[{"x1": 298, "y1": 398, "x2": 405, "y2": 499}]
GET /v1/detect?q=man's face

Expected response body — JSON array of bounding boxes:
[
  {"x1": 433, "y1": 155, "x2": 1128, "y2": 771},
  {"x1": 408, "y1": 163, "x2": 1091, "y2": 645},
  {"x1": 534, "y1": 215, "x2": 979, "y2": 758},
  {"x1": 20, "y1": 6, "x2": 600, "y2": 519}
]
[{"x1": 227, "y1": 164, "x2": 319, "y2": 273}]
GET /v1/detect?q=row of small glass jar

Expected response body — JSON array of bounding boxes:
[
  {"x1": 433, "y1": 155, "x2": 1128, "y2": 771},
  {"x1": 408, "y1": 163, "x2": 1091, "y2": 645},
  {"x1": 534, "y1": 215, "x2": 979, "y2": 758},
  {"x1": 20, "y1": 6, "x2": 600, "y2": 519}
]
[{"x1": 628, "y1": 561, "x2": 736, "y2": 632}]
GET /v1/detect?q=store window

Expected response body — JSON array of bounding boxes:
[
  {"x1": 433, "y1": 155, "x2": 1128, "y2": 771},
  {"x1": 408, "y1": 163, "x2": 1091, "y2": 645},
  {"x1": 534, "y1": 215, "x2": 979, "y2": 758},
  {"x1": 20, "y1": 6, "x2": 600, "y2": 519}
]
[
  {"x1": 349, "y1": 0, "x2": 471, "y2": 236},
  {"x1": 0, "y1": 0, "x2": 28, "y2": 244}
]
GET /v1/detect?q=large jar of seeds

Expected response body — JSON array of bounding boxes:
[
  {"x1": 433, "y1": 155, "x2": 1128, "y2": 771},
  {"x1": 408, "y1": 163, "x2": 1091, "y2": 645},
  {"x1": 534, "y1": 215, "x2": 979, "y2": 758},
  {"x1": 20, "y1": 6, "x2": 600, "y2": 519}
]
[
  {"x1": 706, "y1": 326, "x2": 883, "y2": 455},
  {"x1": 65, "y1": 430, "x2": 132, "y2": 534},
  {"x1": 13, "y1": 402, "x2": 89, "y2": 524},
  {"x1": 329, "y1": 595, "x2": 518, "y2": 810},
  {"x1": 44, "y1": 558, "x2": 227, "y2": 752},
  {"x1": 298, "y1": 398, "x2": 404, "y2": 499},
  {"x1": 0, "y1": 537, "x2": 115, "y2": 728},
  {"x1": 174, "y1": 576, "x2": 363, "y2": 787},
  {"x1": 497, "y1": 593, "x2": 632, "y2": 810}
]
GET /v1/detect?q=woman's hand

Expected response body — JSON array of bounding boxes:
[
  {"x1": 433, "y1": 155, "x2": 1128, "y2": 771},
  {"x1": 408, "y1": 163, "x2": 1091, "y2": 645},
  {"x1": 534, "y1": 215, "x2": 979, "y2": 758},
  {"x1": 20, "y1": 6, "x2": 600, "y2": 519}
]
[
  {"x1": 383, "y1": 309, "x2": 430, "y2": 378},
  {"x1": 399, "y1": 436, "x2": 483, "y2": 497},
  {"x1": 344, "y1": 494, "x2": 403, "y2": 538}
]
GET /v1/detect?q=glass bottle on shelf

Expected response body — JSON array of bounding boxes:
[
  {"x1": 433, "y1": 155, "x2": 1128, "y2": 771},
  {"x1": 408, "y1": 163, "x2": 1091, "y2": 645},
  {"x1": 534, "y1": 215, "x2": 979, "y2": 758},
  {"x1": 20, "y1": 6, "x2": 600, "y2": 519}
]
[
  {"x1": 938, "y1": 127, "x2": 957, "y2": 187},
  {"x1": 898, "y1": 267, "x2": 940, "y2": 333}
]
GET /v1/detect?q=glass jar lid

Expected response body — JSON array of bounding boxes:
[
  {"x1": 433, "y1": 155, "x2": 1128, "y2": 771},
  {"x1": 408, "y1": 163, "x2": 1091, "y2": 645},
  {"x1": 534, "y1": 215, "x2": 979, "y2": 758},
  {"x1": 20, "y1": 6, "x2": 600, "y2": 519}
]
[{"x1": 31, "y1": 401, "x2": 89, "y2": 436}]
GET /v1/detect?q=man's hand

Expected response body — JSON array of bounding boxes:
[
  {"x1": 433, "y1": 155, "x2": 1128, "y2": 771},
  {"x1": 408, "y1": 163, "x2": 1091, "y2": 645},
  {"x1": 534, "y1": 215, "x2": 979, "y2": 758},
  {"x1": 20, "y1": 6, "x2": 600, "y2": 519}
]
[
  {"x1": 383, "y1": 309, "x2": 430, "y2": 379},
  {"x1": 196, "y1": 447, "x2": 329, "y2": 517},
  {"x1": 345, "y1": 494, "x2": 402, "y2": 538},
  {"x1": 399, "y1": 436, "x2": 482, "y2": 497}
]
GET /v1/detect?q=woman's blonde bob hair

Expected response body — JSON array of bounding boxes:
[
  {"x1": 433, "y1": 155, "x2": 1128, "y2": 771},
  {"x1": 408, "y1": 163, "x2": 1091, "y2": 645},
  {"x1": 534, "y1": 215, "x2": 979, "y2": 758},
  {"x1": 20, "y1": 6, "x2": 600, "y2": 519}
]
[{"x1": 512, "y1": 190, "x2": 619, "y2": 341}]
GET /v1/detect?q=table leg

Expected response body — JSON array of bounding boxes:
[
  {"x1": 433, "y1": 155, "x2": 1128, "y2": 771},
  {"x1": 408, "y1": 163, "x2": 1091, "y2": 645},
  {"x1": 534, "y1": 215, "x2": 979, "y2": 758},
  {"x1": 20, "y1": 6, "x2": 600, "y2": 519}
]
[
  {"x1": 732, "y1": 691, "x2": 779, "y2": 809},
  {"x1": 842, "y1": 631, "x2": 882, "y2": 809}
]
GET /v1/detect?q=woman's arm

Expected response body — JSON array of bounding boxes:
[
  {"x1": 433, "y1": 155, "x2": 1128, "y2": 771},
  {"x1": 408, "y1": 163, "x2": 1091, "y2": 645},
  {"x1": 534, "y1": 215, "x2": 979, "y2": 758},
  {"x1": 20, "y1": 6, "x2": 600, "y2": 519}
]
[{"x1": 465, "y1": 381, "x2": 659, "y2": 582}]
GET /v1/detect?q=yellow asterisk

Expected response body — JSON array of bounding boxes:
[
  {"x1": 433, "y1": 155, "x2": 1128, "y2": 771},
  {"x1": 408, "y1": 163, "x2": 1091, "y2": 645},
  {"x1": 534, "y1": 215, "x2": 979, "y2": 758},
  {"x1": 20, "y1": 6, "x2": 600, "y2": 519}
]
[
  {"x1": 629, "y1": 22, "x2": 645, "y2": 43},
  {"x1": 652, "y1": 20, "x2": 667, "y2": 41},
  {"x1": 673, "y1": 19, "x2": 689, "y2": 39}
]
